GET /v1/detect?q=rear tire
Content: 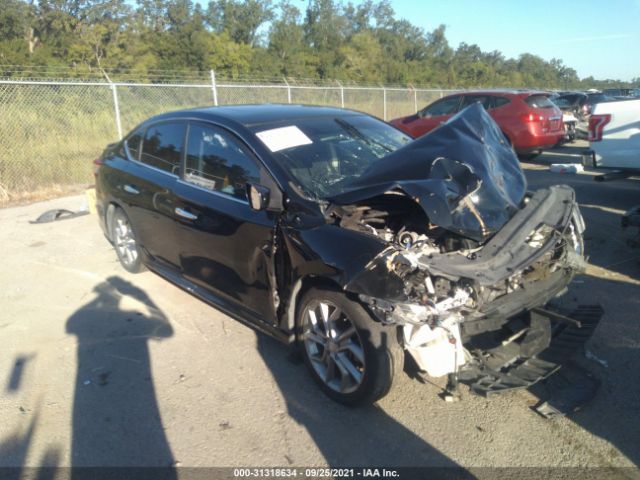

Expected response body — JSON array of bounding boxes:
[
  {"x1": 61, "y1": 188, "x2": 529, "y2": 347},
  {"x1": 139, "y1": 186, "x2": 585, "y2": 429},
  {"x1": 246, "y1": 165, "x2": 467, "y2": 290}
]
[
  {"x1": 110, "y1": 207, "x2": 144, "y2": 274},
  {"x1": 297, "y1": 287, "x2": 403, "y2": 406}
]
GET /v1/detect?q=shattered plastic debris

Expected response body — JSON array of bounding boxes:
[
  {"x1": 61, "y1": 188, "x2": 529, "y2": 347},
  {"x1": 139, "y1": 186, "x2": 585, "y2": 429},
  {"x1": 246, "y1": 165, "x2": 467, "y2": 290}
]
[
  {"x1": 533, "y1": 363, "x2": 600, "y2": 418},
  {"x1": 549, "y1": 164, "x2": 584, "y2": 174}
]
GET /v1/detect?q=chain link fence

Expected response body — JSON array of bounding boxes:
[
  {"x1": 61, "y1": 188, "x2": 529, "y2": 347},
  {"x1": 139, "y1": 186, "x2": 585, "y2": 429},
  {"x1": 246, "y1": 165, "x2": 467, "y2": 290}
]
[{"x1": 0, "y1": 75, "x2": 453, "y2": 205}]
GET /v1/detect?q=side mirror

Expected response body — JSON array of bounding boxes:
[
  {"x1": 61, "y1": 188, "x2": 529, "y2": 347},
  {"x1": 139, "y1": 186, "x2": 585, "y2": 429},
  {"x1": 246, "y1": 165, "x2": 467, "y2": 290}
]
[{"x1": 247, "y1": 183, "x2": 270, "y2": 211}]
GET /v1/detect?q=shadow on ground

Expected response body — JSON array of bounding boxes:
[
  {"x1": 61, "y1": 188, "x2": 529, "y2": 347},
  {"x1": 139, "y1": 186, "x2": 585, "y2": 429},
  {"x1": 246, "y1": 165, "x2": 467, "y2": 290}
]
[
  {"x1": 64, "y1": 276, "x2": 176, "y2": 475},
  {"x1": 523, "y1": 164, "x2": 640, "y2": 467},
  {"x1": 256, "y1": 333, "x2": 471, "y2": 471}
]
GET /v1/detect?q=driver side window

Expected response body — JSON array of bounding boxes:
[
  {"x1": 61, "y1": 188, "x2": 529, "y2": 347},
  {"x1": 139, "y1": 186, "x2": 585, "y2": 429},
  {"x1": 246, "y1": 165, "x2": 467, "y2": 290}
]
[{"x1": 184, "y1": 123, "x2": 260, "y2": 200}]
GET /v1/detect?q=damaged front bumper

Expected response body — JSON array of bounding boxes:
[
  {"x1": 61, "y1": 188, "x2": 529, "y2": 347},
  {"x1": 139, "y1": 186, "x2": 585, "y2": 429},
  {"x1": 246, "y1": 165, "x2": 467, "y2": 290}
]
[{"x1": 352, "y1": 185, "x2": 601, "y2": 393}]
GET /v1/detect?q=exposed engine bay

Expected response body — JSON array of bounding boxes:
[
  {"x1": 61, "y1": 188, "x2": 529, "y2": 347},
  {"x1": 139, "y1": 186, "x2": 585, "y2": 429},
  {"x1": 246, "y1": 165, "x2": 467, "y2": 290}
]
[{"x1": 323, "y1": 104, "x2": 599, "y2": 395}]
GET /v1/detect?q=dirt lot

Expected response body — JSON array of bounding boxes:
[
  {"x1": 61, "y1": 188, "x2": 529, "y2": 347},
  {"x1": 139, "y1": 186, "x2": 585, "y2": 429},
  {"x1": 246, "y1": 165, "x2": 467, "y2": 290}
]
[{"x1": 1, "y1": 141, "x2": 639, "y2": 474}]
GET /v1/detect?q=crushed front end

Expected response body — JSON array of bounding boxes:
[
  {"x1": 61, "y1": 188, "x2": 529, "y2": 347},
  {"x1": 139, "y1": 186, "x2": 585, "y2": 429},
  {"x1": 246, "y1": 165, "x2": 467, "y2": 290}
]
[
  {"x1": 349, "y1": 185, "x2": 599, "y2": 395},
  {"x1": 327, "y1": 104, "x2": 602, "y2": 401}
]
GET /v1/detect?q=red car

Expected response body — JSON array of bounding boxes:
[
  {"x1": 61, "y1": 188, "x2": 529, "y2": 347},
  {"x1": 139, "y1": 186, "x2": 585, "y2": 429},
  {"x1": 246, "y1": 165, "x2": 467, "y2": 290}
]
[{"x1": 390, "y1": 90, "x2": 565, "y2": 158}]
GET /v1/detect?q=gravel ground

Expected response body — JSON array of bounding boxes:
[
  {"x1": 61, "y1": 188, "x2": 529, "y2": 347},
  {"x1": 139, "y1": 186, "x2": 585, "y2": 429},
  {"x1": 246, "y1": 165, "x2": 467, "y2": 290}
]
[{"x1": 1, "y1": 141, "x2": 639, "y2": 475}]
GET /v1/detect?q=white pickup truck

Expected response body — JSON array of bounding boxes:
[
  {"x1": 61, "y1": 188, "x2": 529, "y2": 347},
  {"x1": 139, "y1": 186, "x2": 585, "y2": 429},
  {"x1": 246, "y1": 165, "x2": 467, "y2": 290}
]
[{"x1": 582, "y1": 98, "x2": 640, "y2": 171}]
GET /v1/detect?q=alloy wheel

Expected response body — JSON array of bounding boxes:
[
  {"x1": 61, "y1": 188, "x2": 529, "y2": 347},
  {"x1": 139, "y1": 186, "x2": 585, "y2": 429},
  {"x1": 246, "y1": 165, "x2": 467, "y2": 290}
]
[
  {"x1": 114, "y1": 215, "x2": 138, "y2": 267},
  {"x1": 302, "y1": 300, "x2": 366, "y2": 394}
]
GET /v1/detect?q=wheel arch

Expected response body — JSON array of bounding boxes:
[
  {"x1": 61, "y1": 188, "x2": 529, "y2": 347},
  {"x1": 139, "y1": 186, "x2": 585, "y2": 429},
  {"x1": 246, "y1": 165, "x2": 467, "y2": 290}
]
[{"x1": 281, "y1": 275, "x2": 345, "y2": 336}]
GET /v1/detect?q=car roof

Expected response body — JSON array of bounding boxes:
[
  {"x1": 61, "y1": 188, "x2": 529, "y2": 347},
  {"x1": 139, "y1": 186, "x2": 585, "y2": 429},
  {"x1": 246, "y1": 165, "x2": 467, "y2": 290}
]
[
  {"x1": 152, "y1": 104, "x2": 364, "y2": 129},
  {"x1": 447, "y1": 89, "x2": 550, "y2": 97}
]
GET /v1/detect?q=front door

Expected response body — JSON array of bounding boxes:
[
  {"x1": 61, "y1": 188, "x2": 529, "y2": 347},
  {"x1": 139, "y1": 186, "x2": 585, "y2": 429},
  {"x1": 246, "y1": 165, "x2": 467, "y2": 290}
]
[
  {"x1": 172, "y1": 121, "x2": 279, "y2": 323},
  {"x1": 409, "y1": 95, "x2": 462, "y2": 137}
]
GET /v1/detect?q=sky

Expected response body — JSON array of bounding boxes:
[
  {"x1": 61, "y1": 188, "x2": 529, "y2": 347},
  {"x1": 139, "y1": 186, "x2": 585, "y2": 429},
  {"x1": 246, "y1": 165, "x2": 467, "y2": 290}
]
[{"x1": 284, "y1": 0, "x2": 640, "y2": 81}]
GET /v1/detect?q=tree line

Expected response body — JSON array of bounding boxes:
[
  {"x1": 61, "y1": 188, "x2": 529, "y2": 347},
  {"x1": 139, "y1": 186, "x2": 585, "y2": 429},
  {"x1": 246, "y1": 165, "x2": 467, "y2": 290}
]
[{"x1": 1, "y1": 0, "x2": 637, "y2": 88}]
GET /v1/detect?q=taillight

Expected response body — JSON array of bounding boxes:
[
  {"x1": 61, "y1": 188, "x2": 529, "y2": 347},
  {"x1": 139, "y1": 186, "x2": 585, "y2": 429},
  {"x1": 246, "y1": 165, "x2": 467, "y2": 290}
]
[
  {"x1": 588, "y1": 114, "x2": 611, "y2": 142},
  {"x1": 93, "y1": 157, "x2": 104, "y2": 176},
  {"x1": 522, "y1": 112, "x2": 544, "y2": 122}
]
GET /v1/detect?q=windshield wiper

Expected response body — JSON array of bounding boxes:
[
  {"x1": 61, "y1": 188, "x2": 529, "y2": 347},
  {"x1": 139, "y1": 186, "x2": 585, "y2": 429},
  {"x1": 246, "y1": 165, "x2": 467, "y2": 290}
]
[{"x1": 334, "y1": 118, "x2": 394, "y2": 154}]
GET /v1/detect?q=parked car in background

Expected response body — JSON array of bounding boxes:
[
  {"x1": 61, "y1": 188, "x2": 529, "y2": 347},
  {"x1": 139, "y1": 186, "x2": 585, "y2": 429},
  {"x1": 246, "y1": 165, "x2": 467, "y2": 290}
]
[
  {"x1": 602, "y1": 88, "x2": 640, "y2": 99},
  {"x1": 561, "y1": 111, "x2": 578, "y2": 142},
  {"x1": 548, "y1": 92, "x2": 579, "y2": 142},
  {"x1": 390, "y1": 90, "x2": 565, "y2": 159},
  {"x1": 552, "y1": 91, "x2": 617, "y2": 119},
  {"x1": 583, "y1": 98, "x2": 640, "y2": 170},
  {"x1": 94, "y1": 103, "x2": 599, "y2": 406},
  {"x1": 552, "y1": 91, "x2": 618, "y2": 140},
  {"x1": 585, "y1": 92, "x2": 617, "y2": 114},
  {"x1": 551, "y1": 92, "x2": 589, "y2": 120}
]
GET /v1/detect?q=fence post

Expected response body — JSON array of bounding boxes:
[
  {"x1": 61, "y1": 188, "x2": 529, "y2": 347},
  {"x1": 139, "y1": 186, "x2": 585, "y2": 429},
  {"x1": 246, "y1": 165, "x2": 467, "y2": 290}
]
[
  {"x1": 382, "y1": 87, "x2": 387, "y2": 121},
  {"x1": 110, "y1": 83, "x2": 123, "y2": 140},
  {"x1": 101, "y1": 69, "x2": 123, "y2": 140},
  {"x1": 283, "y1": 77, "x2": 292, "y2": 104},
  {"x1": 410, "y1": 84, "x2": 417, "y2": 113},
  {"x1": 337, "y1": 80, "x2": 344, "y2": 108},
  {"x1": 210, "y1": 69, "x2": 218, "y2": 106}
]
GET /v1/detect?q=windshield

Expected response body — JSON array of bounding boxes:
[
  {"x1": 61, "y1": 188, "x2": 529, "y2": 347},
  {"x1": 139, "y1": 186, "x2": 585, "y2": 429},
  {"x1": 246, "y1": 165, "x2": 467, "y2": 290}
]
[{"x1": 253, "y1": 115, "x2": 412, "y2": 199}]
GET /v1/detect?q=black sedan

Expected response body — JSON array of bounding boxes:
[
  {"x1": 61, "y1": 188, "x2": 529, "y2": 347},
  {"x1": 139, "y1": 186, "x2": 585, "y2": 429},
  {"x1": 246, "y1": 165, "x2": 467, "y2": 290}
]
[{"x1": 95, "y1": 103, "x2": 600, "y2": 406}]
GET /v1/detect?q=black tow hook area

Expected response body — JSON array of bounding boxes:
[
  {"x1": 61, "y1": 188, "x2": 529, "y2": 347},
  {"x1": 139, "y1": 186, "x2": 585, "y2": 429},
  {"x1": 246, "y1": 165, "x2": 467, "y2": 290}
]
[{"x1": 462, "y1": 305, "x2": 603, "y2": 417}]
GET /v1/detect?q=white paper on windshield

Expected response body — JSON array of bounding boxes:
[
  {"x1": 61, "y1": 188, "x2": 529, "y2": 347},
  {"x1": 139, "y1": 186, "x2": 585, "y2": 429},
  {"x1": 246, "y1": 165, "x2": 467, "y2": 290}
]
[{"x1": 256, "y1": 126, "x2": 313, "y2": 152}]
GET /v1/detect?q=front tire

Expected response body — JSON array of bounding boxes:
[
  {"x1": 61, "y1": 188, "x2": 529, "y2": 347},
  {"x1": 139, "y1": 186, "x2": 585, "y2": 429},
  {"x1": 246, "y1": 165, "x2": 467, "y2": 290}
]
[
  {"x1": 110, "y1": 207, "x2": 144, "y2": 274},
  {"x1": 298, "y1": 287, "x2": 403, "y2": 406}
]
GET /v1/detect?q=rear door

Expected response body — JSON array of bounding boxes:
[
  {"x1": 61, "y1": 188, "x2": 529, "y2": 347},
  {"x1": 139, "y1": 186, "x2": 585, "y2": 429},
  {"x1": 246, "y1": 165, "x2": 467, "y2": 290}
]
[
  {"x1": 408, "y1": 95, "x2": 462, "y2": 137},
  {"x1": 173, "y1": 121, "x2": 279, "y2": 322},
  {"x1": 458, "y1": 94, "x2": 517, "y2": 136},
  {"x1": 110, "y1": 121, "x2": 186, "y2": 268},
  {"x1": 460, "y1": 94, "x2": 493, "y2": 112}
]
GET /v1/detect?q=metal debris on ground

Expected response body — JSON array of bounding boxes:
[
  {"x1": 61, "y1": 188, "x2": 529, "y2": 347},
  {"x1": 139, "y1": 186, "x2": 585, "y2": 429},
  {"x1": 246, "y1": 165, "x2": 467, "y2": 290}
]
[{"x1": 30, "y1": 208, "x2": 89, "y2": 224}]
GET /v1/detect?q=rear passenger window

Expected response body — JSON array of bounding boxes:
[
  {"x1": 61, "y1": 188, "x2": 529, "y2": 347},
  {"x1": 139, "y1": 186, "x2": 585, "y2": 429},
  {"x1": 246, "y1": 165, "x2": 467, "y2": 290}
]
[
  {"x1": 140, "y1": 122, "x2": 186, "y2": 174},
  {"x1": 461, "y1": 95, "x2": 492, "y2": 110},
  {"x1": 492, "y1": 96, "x2": 511, "y2": 108},
  {"x1": 185, "y1": 123, "x2": 260, "y2": 200},
  {"x1": 125, "y1": 129, "x2": 143, "y2": 160}
]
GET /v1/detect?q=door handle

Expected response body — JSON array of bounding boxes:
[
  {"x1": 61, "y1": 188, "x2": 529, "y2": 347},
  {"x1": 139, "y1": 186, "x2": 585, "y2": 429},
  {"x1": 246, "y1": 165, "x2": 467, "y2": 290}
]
[
  {"x1": 175, "y1": 207, "x2": 198, "y2": 221},
  {"x1": 123, "y1": 184, "x2": 140, "y2": 195}
]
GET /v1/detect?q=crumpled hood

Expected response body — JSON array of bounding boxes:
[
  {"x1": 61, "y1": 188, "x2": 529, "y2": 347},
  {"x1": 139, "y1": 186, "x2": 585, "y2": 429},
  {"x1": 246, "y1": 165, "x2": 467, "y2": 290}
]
[{"x1": 328, "y1": 103, "x2": 527, "y2": 242}]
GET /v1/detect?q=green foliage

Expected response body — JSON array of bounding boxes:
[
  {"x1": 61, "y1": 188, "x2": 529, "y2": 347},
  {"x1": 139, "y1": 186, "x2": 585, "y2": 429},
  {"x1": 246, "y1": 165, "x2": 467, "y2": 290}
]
[{"x1": 0, "y1": 0, "x2": 636, "y2": 87}]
